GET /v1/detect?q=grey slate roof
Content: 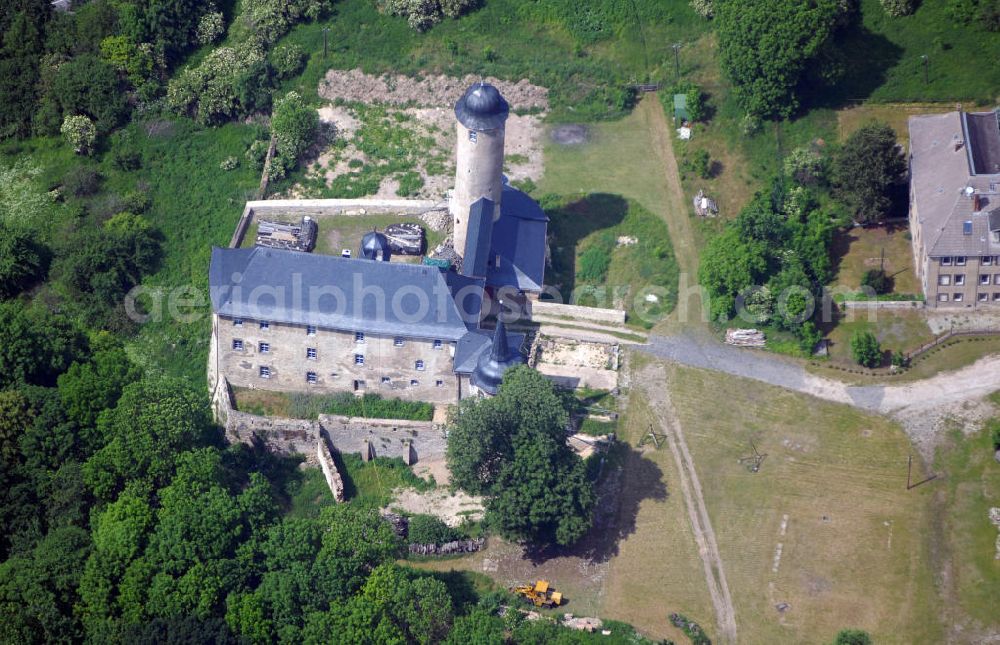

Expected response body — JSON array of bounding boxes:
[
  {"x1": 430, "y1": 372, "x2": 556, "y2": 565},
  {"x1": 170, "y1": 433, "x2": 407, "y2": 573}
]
[
  {"x1": 453, "y1": 325, "x2": 526, "y2": 379},
  {"x1": 455, "y1": 82, "x2": 510, "y2": 131},
  {"x1": 462, "y1": 198, "x2": 494, "y2": 278},
  {"x1": 487, "y1": 185, "x2": 548, "y2": 292},
  {"x1": 209, "y1": 246, "x2": 481, "y2": 341},
  {"x1": 909, "y1": 110, "x2": 1000, "y2": 258}
]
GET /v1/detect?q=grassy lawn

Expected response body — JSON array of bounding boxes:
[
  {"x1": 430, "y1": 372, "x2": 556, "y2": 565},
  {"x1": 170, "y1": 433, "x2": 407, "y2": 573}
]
[
  {"x1": 837, "y1": 0, "x2": 1000, "y2": 103},
  {"x1": 662, "y1": 361, "x2": 941, "y2": 644},
  {"x1": 274, "y1": 0, "x2": 709, "y2": 119},
  {"x1": 822, "y1": 308, "x2": 934, "y2": 364},
  {"x1": 828, "y1": 224, "x2": 921, "y2": 296},
  {"x1": 542, "y1": 193, "x2": 678, "y2": 328},
  {"x1": 931, "y1": 424, "x2": 1000, "y2": 637},
  {"x1": 233, "y1": 387, "x2": 435, "y2": 421}
]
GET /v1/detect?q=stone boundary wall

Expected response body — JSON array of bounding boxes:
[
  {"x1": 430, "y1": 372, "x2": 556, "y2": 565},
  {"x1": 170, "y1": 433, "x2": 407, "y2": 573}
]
[
  {"x1": 841, "y1": 300, "x2": 924, "y2": 310},
  {"x1": 317, "y1": 434, "x2": 346, "y2": 502},
  {"x1": 530, "y1": 300, "x2": 627, "y2": 325},
  {"x1": 318, "y1": 414, "x2": 445, "y2": 463}
]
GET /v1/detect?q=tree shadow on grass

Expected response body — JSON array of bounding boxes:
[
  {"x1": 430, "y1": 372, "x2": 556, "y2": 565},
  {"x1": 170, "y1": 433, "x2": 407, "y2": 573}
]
[
  {"x1": 543, "y1": 193, "x2": 630, "y2": 298},
  {"x1": 801, "y1": 27, "x2": 904, "y2": 111},
  {"x1": 524, "y1": 444, "x2": 667, "y2": 565}
]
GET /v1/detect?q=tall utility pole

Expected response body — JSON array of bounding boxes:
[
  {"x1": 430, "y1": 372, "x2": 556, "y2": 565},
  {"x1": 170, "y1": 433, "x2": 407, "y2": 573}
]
[
  {"x1": 921, "y1": 55, "x2": 929, "y2": 85},
  {"x1": 672, "y1": 42, "x2": 682, "y2": 81},
  {"x1": 322, "y1": 27, "x2": 330, "y2": 59}
]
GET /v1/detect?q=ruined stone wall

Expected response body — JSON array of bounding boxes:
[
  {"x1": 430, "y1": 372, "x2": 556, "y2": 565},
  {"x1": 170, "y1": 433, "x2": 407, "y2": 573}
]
[
  {"x1": 529, "y1": 300, "x2": 627, "y2": 325},
  {"x1": 318, "y1": 414, "x2": 446, "y2": 463},
  {"x1": 317, "y1": 434, "x2": 346, "y2": 501}
]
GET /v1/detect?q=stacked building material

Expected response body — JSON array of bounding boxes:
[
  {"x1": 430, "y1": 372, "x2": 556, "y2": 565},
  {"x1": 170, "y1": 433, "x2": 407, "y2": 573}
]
[
  {"x1": 384, "y1": 222, "x2": 425, "y2": 255},
  {"x1": 255, "y1": 216, "x2": 317, "y2": 252},
  {"x1": 725, "y1": 328, "x2": 766, "y2": 347}
]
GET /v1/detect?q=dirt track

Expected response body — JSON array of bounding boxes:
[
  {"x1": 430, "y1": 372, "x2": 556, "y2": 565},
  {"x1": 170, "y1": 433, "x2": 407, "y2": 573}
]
[{"x1": 638, "y1": 363, "x2": 739, "y2": 644}]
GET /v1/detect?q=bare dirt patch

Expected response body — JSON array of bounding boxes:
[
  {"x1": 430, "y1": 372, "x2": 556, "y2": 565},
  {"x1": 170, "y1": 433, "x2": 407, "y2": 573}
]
[
  {"x1": 551, "y1": 124, "x2": 589, "y2": 146},
  {"x1": 388, "y1": 487, "x2": 484, "y2": 527},
  {"x1": 319, "y1": 69, "x2": 549, "y2": 111}
]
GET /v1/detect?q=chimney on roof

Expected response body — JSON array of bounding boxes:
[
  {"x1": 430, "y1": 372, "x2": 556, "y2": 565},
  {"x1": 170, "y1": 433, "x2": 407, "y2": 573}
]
[
  {"x1": 974, "y1": 193, "x2": 982, "y2": 212},
  {"x1": 953, "y1": 134, "x2": 964, "y2": 151}
]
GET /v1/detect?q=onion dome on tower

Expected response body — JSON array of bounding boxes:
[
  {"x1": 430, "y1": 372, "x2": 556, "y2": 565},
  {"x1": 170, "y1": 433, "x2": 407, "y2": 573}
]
[
  {"x1": 471, "y1": 317, "x2": 524, "y2": 396},
  {"x1": 455, "y1": 82, "x2": 510, "y2": 131},
  {"x1": 360, "y1": 229, "x2": 391, "y2": 261}
]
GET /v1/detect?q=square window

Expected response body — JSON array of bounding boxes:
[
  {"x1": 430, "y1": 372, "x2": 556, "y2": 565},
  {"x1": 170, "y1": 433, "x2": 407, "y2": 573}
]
[
  {"x1": 938, "y1": 275, "x2": 952, "y2": 286},
  {"x1": 433, "y1": 339, "x2": 443, "y2": 349},
  {"x1": 381, "y1": 376, "x2": 391, "y2": 384},
  {"x1": 984, "y1": 256, "x2": 994, "y2": 266},
  {"x1": 938, "y1": 293, "x2": 949, "y2": 302},
  {"x1": 306, "y1": 325, "x2": 317, "y2": 336},
  {"x1": 955, "y1": 274, "x2": 966, "y2": 286},
  {"x1": 306, "y1": 371, "x2": 317, "y2": 384},
  {"x1": 259, "y1": 366, "x2": 271, "y2": 378},
  {"x1": 415, "y1": 359, "x2": 425, "y2": 371},
  {"x1": 979, "y1": 293, "x2": 989, "y2": 302},
  {"x1": 941, "y1": 257, "x2": 953, "y2": 266},
  {"x1": 232, "y1": 339, "x2": 244, "y2": 351},
  {"x1": 410, "y1": 379, "x2": 419, "y2": 386},
  {"x1": 354, "y1": 354, "x2": 364, "y2": 365},
  {"x1": 963, "y1": 220, "x2": 973, "y2": 235},
  {"x1": 259, "y1": 342, "x2": 270, "y2": 353},
  {"x1": 233, "y1": 318, "x2": 244, "y2": 327},
  {"x1": 469, "y1": 130, "x2": 477, "y2": 143},
  {"x1": 956, "y1": 256, "x2": 967, "y2": 266},
  {"x1": 355, "y1": 331, "x2": 365, "y2": 343},
  {"x1": 260, "y1": 321, "x2": 269, "y2": 330},
  {"x1": 995, "y1": 275, "x2": 1000, "y2": 285},
  {"x1": 435, "y1": 380, "x2": 444, "y2": 387},
  {"x1": 306, "y1": 347, "x2": 317, "y2": 360},
  {"x1": 355, "y1": 379, "x2": 366, "y2": 390},
  {"x1": 394, "y1": 337, "x2": 404, "y2": 347},
  {"x1": 954, "y1": 293, "x2": 964, "y2": 302},
  {"x1": 982, "y1": 274, "x2": 991, "y2": 285},
  {"x1": 994, "y1": 293, "x2": 1000, "y2": 301}
]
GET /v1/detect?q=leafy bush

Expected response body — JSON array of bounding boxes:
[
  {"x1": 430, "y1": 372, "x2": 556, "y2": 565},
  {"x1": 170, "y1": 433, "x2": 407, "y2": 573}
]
[
  {"x1": 690, "y1": 0, "x2": 713, "y2": 18},
  {"x1": 220, "y1": 156, "x2": 240, "y2": 171},
  {"x1": 63, "y1": 166, "x2": 102, "y2": 197},
  {"x1": 850, "y1": 330, "x2": 882, "y2": 368},
  {"x1": 167, "y1": 44, "x2": 270, "y2": 124},
  {"x1": 407, "y1": 514, "x2": 460, "y2": 545},
  {"x1": 245, "y1": 139, "x2": 271, "y2": 170},
  {"x1": 269, "y1": 43, "x2": 307, "y2": 79},
  {"x1": 378, "y1": 0, "x2": 480, "y2": 31},
  {"x1": 272, "y1": 91, "x2": 319, "y2": 164},
  {"x1": 880, "y1": 0, "x2": 917, "y2": 17},
  {"x1": 61, "y1": 115, "x2": 97, "y2": 155},
  {"x1": 669, "y1": 613, "x2": 710, "y2": 645},
  {"x1": 197, "y1": 11, "x2": 226, "y2": 45},
  {"x1": 861, "y1": 268, "x2": 891, "y2": 294},
  {"x1": 834, "y1": 629, "x2": 873, "y2": 645},
  {"x1": 683, "y1": 148, "x2": 712, "y2": 179},
  {"x1": 784, "y1": 147, "x2": 826, "y2": 186}
]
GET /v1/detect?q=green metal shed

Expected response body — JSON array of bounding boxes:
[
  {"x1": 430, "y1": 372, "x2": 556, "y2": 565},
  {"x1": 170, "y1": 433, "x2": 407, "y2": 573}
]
[{"x1": 673, "y1": 93, "x2": 689, "y2": 122}]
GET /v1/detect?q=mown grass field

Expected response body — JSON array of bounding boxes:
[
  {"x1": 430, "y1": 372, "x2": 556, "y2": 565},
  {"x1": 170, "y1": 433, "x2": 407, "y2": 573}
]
[{"x1": 655, "y1": 359, "x2": 942, "y2": 644}]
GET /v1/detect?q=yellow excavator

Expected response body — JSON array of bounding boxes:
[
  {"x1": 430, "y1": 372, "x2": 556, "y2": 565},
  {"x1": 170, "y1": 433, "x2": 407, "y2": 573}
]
[{"x1": 512, "y1": 580, "x2": 563, "y2": 608}]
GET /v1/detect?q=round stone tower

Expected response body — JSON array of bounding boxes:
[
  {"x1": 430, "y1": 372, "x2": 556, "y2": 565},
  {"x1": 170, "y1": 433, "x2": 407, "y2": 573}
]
[{"x1": 451, "y1": 82, "x2": 509, "y2": 258}]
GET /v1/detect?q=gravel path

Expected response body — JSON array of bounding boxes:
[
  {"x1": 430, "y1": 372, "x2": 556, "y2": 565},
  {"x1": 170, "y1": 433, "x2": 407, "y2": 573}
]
[{"x1": 640, "y1": 332, "x2": 1000, "y2": 457}]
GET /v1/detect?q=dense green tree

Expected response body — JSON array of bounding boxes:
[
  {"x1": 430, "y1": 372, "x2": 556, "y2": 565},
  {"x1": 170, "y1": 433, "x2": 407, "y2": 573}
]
[
  {"x1": 716, "y1": 0, "x2": 840, "y2": 118},
  {"x1": 833, "y1": 122, "x2": 906, "y2": 224},
  {"x1": 850, "y1": 330, "x2": 882, "y2": 368},
  {"x1": 698, "y1": 226, "x2": 769, "y2": 321},
  {"x1": 83, "y1": 378, "x2": 213, "y2": 500},
  {"x1": 443, "y1": 606, "x2": 506, "y2": 645},
  {"x1": 57, "y1": 337, "x2": 140, "y2": 429},
  {"x1": 447, "y1": 366, "x2": 594, "y2": 546},
  {"x1": 0, "y1": 302, "x2": 86, "y2": 389},
  {"x1": 51, "y1": 54, "x2": 128, "y2": 133}
]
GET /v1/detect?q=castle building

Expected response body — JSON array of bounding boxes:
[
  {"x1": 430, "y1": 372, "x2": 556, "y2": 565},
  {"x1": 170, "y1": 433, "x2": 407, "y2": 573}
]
[
  {"x1": 909, "y1": 109, "x2": 1000, "y2": 307},
  {"x1": 208, "y1": 82, "x2": 545, "y2": 402}
]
